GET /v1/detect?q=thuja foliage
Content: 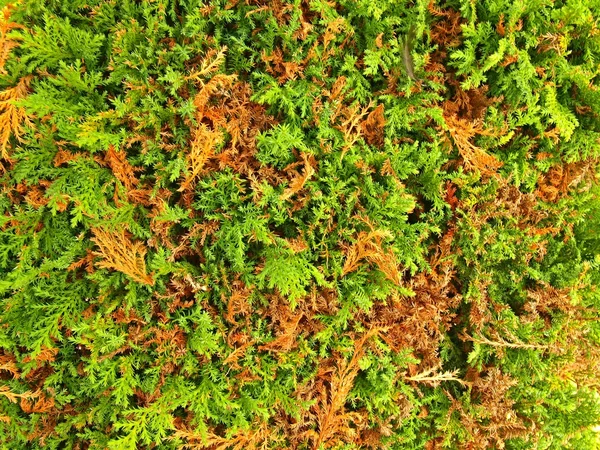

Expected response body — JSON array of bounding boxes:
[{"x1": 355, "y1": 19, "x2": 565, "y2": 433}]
[{"x1": 1, "y1": 0, "x2": 600, "y2": 448}]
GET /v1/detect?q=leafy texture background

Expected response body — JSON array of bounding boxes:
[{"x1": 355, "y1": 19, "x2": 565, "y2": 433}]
[{"x1": 1, "y1": 0, "x2": 600, "y2": 448}]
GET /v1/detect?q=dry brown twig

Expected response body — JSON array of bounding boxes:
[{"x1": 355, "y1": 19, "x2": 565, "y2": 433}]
[
  {"x1": 0, "y1": 385, "x2": 41, "y2": 404},
  {"x1": 0, "y1": 76, "x2": 32, "y2": 160},
  {"x1": 342, "y1": 217, "x2": 402, "y2": 285},
  {"x1": 443, "y1": 114, "x2": 504, "y2": 176},
  {"x1": 0, "y1": 4, "x2": 23, "y2": 74},
  {"x1": 310, "y1": 328, "x2": 381, "y2": 449},
  {"x1": 91, "y1": 227, "x2": 155, "y2": 285},
  {"x1": 172, "y1": 420, "x2": 273, "y2": 450},
  {"x1": 405, "y1": 365, "x2": 466, "y2": 387},
  {"x1": 281, "y1": 152, "x2": 316, "y2": 201}
]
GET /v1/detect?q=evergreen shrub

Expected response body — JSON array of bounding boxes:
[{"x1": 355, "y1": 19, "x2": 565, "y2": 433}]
[{"x1": 1, "y1": 0, "x2": 600, "y2": 448}]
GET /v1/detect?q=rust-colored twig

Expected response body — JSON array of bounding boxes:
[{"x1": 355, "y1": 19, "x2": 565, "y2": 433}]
[
  {"x1": 312, "y1": 328, "x2": 380, "y2": 449},
  {"x1": 0, "y1": 76, "x2": 32, "y2": 159},
  {"x1": 91, "y1": 227, "x2": 154, "y2": 285}
]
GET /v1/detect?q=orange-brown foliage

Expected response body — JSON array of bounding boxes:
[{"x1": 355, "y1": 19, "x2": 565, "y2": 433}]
[
  {"x1": 67, "y1": 248, "x2": 96, "y2": 274},
  {"x1": 102, "y1": 145, "x2": 140, "y2": 190},
  {"x1": 0, "y1": 352, "x2": 19, "y2": 378},
  {"x1": 555, "y1": 325, "x2": 600, "y2": 389},
  {"x1": 538, "y1": 32, "x2": 568, "y2": 55},
  {"x1": 203, "y1": 81, "x2": 277, "y2": 177},
  {"x1": 342, "y1": 219, "x2": 402, "y2": 285},
  {"x1": 366, "y1": 268, "x2": 461, "y2": 370},
  {"x1": 258, "y1": 295, "x2": 308, "y2": 354},
  {"x1": 261, "y1": 47, "x2": 305, "y2": 83},
  {"x1": 520, "y1": 277, "x2": 600, "y2": 390},
  {"x1": 179, "y1": 48, "x2": 279, "y2": 195},
  {"x1": 53, "y1": 148, "x2": 86, "y2": 167},
  {"x1": 309, "y1": 329, "x2": 380, "y2": 449},
  {"x1": 224, "y1": 279, "x2": 253, "y2": 326},
  {"x1": 20, "y1": 392, "x2": 55, "y2": 414},
  {"x1": 444, "y1": 180, "x2": 459, "y2": 211},
  {"x1": 444, "y1": 84, "x2": 496, "y2": 121},
  {"x1": 173, "y1": 420, "x2": 272, "y2": 450},
  {"x1": 158, "y1": 273, "x2": 205, "y2": 312},
  {"x1": 536, "y1": 158, "x2": 598, "y2": 202},
  {"x1": 334, "y1": 102, "x2": 371, "y2": 156},
  {"x1": 142, "y1": 324, "x2": 187, "y2": 357},
  {"x1": 448, "y1": 368, "x2": 530, "y2": 449},
  {"x1": 443, "y1": 114, "x2": 504, "y2": 176},
  {"x1": 361, "y1": 103, "x2": 386, "y2": 147},
  {"x1": 22, "y1": 346, "x2": 58, "y2": 366},
  {"x1": 281, "y1": 152, "x2": 316, "y2": 201},
  {"x1": 428, "y1": 1, "x2": 464, "y2": 48},
  {"x1": 91, "y1": 227, "x2": 154, "y2": 285},
  {"x1": 180, "y1": 124, "x2": 224, "y2": 192},
  {"x1": 0, "y1": 4, "x2": 23, "y2": 74},
  {"x1": 23, "y1": 182, "x2": 50, "y2": 208},
  {"x1": 0, "y1": 76, "x2": 32, "y2": 160},
  {"x1": 304, "y1": 17, "x2": 353, "y2": 63},
  {"x1": 406, "y1": 365, "x2": 464, "y2": 387},
  {"x1": 0, "y1": 385, "x2": 40, "y2": 404},
  {"x1": 179, "y1": 48, "x2": 237, "y2": 191}
]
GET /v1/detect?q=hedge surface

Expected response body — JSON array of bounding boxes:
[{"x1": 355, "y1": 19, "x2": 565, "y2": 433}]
[{"x1": 1, "y1": 0, "x2": 600, "y2": 448}]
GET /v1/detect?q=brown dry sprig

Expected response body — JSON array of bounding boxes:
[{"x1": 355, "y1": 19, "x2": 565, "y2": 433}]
[
  {"x1": 102, "y1": 145, "x2": 141, "y2": 190},
  {"x1": 91, "y1": 227, "x2": 155, "y2": 285},
  {"x1": 342, "y1": 217, "x2": 402, "y2": 285},
  {"x1": 443, "y1": 114, "x2": 504, "y2": 176},
  {"x1": 172, "y1": 420, "x2": 273, "y2": 450},
  {"x1": 310, "y1": 328, "x2": 381, "y2": 449},
  {"x1": 0, "y1": 76, "x2": 32, "y2": 160},
  {"x1": 0, "y1": 4, "x2": 23, "y2": 74}
]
